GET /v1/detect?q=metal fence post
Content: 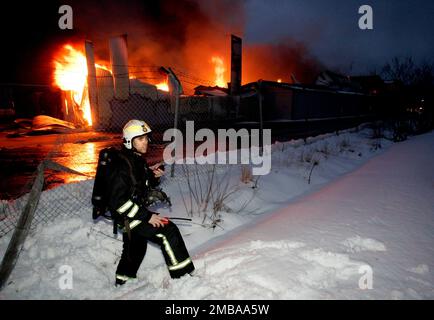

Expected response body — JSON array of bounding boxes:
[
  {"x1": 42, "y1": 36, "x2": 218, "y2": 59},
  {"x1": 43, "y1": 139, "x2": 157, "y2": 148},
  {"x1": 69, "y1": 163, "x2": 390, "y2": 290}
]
[
  {"x1": 171, "y1": 83, "x2": 180, "y2": 177},
  {"x1": 85, "y1": 40, "x2": 99, "y2": 128},
  {"x1": 257, "y1": 80, "x2": 264, "y2": 156},
  {"x1": 161, "y1": 67, "x2": 182, "y2": 178},
  {"x1": 0, "y1": 162, "x2": 45, "y2": 290}
]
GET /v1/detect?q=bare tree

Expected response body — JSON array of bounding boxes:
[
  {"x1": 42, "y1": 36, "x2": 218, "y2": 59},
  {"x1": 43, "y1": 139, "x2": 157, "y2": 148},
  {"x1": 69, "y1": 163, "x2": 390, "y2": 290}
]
[{"x1": 381, "y1": 56, "x2": 434, "y2": 86}]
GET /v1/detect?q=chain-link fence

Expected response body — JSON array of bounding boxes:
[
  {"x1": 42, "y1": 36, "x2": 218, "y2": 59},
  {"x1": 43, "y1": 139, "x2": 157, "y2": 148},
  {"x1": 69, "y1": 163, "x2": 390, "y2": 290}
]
[
  {"x1": 0, "y1": 74, "x2": 417, "y2": 237},
  {"x1": 0, "y1": 63, "x2": 248, "y2": 289},
  {"x1": 2, "y1": 62, "x2": 433, "y2": 290}
]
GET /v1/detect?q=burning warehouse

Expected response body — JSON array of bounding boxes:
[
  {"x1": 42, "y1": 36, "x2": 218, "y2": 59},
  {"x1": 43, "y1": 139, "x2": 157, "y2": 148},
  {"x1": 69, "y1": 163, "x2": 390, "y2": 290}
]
[
  {"x1": 5, "y1": 0, "x2": 373, "y2": 136},
  {"x1": 53, "y1": 36, "x2": 172, "y2": 130},
  {"x1": 51, "y1": 32, "x2": 243, "y2": 133},
  {"x1": 28, "y1": 0, "x2": 377, "y2": 137}
]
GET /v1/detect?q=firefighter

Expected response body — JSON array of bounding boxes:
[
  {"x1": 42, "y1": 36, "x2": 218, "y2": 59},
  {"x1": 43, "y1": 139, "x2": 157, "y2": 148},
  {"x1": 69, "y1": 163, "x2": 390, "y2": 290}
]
[{"x1": 108, "y1": 119, "x2": 195, "y2": 286}]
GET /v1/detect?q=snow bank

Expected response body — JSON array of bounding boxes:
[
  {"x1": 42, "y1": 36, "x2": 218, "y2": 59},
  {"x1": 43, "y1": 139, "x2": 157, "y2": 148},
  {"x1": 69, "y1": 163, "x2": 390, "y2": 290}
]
[{"x1": 1, "y1": 127, "x2": 433, "y2": 299}]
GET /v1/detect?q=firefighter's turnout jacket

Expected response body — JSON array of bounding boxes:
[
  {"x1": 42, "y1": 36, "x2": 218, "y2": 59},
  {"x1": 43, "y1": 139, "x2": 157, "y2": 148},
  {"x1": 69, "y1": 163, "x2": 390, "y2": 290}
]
[{"x1": 107, "y1": 147, "x2": 195, "y2": 280}]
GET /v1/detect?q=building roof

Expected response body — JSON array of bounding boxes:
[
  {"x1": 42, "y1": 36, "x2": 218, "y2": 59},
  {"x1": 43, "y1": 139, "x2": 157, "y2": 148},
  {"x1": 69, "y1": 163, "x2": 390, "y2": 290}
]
[{"x1": 194, "y1": 85, "x2": 229, "y2": 96}]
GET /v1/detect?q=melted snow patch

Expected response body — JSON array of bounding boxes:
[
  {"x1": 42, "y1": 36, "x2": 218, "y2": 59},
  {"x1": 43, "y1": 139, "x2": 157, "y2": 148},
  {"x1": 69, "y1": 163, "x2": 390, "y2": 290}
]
[
  {"x1": 342, "y1": 236, "x2": 387, "y2": 253},
  {"x1": 409, "y1": 264, "x2": 429, "y2": 275}
]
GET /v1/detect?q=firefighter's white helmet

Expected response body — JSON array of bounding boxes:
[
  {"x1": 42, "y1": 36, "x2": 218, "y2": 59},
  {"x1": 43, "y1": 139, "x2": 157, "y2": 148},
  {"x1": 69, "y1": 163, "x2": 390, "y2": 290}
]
[{"x1": 122, "y1": 119, "x2": 152, "y2": 149}]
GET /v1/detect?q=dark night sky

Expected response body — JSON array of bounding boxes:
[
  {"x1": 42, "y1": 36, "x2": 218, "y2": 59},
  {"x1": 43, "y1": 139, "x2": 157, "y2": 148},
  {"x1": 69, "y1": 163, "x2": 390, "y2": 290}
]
[
  {"x1": 0, "y1": 1, "x2": 74, "y2": 83},
  {"x1": 1, "y1": 0, "x2": 433, "y2": 84},
  {"x1": 244, "y1": 0, "x2": 434, "y2": 74}
]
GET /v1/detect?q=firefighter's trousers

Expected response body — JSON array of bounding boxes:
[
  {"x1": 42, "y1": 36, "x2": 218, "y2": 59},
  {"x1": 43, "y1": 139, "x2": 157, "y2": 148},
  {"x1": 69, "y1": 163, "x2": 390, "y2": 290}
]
[{"x1": 116, "y1": 220, "x2": 195, "y2": 280}]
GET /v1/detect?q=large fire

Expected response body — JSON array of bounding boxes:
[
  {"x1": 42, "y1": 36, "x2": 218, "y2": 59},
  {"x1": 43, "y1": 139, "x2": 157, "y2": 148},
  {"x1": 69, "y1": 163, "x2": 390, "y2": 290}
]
[
  {"x1": 54, "y1": 45, "x2": 93, "y2": 126},
  {"x1": 211, "y1": 56, "x2": 226, "y2": 87},
  {"x1": 54, "y1": 44, "x2": 171, "y2": 111},
  {"x1": 54, "y1": 44, "x2": 230, "y2": 123},
  {"x1": 53, "y1": 45, "x2": 113, "y2": 127}
]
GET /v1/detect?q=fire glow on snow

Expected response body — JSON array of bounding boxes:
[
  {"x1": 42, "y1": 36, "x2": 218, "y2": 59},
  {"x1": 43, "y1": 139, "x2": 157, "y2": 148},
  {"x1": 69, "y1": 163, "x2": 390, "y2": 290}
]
[{"x1": 1, "y1": 127, "x2": 433, "y2": 299}]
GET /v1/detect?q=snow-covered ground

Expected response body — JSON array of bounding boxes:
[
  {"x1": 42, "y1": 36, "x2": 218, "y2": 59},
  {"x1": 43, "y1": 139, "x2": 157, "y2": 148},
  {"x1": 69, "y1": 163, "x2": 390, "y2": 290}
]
[{"x1": 1, "y1": 126, "x2": 433, "y2": 299}]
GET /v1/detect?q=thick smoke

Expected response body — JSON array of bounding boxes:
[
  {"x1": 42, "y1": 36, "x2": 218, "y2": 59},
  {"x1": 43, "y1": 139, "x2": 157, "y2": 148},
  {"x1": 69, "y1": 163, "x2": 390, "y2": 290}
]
[
  {"x1": 244, "y1": 40, "x2": 323, "y2": 84},
  {"x1": 60, "y1": 0, "x2": 321, "y2": 87},
  {"x1": 68, "y1": 0, "x2": 243, "y2": 87}
]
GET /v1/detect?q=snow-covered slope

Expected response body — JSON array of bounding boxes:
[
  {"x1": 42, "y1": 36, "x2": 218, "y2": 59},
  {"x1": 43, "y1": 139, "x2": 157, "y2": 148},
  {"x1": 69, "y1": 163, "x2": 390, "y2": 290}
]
[{"x1": 1, "y1": 128, "x2": 433, "y2": 299}]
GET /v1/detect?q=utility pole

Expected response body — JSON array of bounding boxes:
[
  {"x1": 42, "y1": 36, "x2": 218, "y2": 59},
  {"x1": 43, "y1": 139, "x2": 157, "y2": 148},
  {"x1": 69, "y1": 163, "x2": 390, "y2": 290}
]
[
  {"x1": 257, "y1": 80, "x2": 264, "y2": 155},
  {"x1": 85, "y1": 40, "x2": 99, "y2": 128},
  {"x1": 160, "y1": 67, "x2": 183, "y2": 177}
]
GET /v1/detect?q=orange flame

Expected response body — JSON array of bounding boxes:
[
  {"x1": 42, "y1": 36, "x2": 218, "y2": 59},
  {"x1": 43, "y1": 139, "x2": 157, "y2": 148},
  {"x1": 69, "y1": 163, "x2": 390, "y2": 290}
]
[
  {"x1": 156, "y1": 80, "x2": 169, "y2": 92},
  {"x1": 54, "y1": 45, "x2": 91, "y2": 126},
  {"x1": 53, "y1": 45, "x2": 112, "y2": 127},
  {"x1": 211, "y1": 56, "x2": 226, "y2": 87},
  {"x1": 96, "y1": 63, "x2": 112, "y2": 74}
]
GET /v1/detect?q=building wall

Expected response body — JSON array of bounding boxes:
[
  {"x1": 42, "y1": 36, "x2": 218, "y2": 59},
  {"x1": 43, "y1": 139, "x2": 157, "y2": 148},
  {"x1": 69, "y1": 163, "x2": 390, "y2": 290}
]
[
  {"x1": 240, "y1": 84, "x2": 372, "y2": 121},
  {"x1": 262, "y1": 86, "x2": 293, "y2": 120}
]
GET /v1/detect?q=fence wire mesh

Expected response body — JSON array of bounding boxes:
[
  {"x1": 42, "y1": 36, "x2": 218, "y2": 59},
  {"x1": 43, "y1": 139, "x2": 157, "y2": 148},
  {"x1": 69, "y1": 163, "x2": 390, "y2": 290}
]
[
  {"x1": 0, "y1": 77, "x2": 244, "y2": 239},
  {"x1": 2, "y1": 80, "x2": 432, "y2": 240}
]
